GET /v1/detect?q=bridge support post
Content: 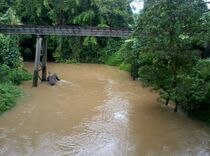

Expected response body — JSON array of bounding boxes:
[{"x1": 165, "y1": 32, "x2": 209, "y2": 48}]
[
  {"x1": 33, "y1": 35, "x2": 42, "y2": 87},
  {"x1": 42, "y1": 36, "x2": 47, "y2": 81}
]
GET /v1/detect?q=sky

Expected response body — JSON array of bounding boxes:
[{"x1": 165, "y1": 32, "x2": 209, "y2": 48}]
[
  {"x1": 130, "y1": 0, "x2": 210, "y2": 14},
  {"x1": 130, "y1": 0, "x2": 144, "y2": 14},
  {"x1": 204, "y1": 0, "x2": 210, "y2": 9}
]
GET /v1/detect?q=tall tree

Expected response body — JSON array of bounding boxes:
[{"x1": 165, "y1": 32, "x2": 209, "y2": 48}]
[
  {"x1": 12, "y1": 0, "x2": 133, "y2": 62},
  {"x1": 0, "y1": 8, "x2": 22, "y2": 68},
  {"x1": 134, "y1": 0, "x2": 207, "y2": 112}
]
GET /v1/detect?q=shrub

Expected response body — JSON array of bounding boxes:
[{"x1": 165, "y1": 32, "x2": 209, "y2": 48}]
[
  {"x1": 119, "y1": 63, "x2": 131, "y2": 72},
  {"x1": 174, "y1": 59, "x2": 210, "y2": 122},
  {"x1": 100, "y1": 39, "x2": 123, "y2": 63},
  {"x1": 9, "y1": 68, "x2": 32, "y2": 85},
  {"x1": 0, "y1": 64, "x2": 32, "y2": 85},
  {"x1": 175, "y1": 75, "x2": 209, "y2": 112},
  {"x1": 0, "y1": 64, "x2": 11, "y2": 83},
  {"x1": 65, "y1": 58, "x2": 78, "y2": 64},
  {"x1": 105, "y1": 52, "x2": 123, "y2": 66},
  {"x1": 0, "y1": 83, "x2": 21, "y2": 115}
]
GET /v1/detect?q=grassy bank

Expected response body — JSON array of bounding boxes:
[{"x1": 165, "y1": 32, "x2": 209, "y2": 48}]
[
  {"x1": 0, "y1": 65, "x2": 32, "y2": 115},
  {"x1": 0, "y1": 83, "x2": 21, "y2": 115},
  {"x1": 104, "y1": 53, "x2": 131, "y2": 72}
]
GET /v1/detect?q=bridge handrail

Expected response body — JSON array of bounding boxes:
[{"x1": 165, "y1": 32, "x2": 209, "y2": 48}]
[{"x1": 0, "y1": 24, "x2": 132, "y2": 37}]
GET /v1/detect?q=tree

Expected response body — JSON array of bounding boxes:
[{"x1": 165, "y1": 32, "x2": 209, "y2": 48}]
[
  {"x1": 134, "y1": 0, "x2": 207, "y2": 112},
  {"x1": 0, "y1": 8, "x2": 22, "y2": 68},
  {"x1": 175, "y1": 59, "x2": 210, "y2": 114},
  {"x1": 12, "y1": 0, "x2": 133, "y2": 63},
  {"x1": 0, "y1": 7, "x2": 32, "y2": 115},
  {"x1": 144, "y1": 0, "x2": 158, "y2": 9},
  {"x1": 119, "y1": 38, "x2": 141, "y2": 80}
]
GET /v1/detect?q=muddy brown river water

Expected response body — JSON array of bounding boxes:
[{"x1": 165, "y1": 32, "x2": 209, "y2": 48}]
[{"x1": 0, "y1": 63, "x2": 210, "y2": 156}]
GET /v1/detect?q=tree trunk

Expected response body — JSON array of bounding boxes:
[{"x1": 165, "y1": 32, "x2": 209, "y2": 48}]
[
  {"x1": 174, "y1": 101, "x2": 178, "y2": 112},
  {"x1": 165, "y1": 97, "x2": 169, "y2": 106}
]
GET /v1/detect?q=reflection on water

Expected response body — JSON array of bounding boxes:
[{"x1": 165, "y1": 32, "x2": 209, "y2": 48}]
[{"x1": 0, "y1": 63, "x2": 210, "y2": 156}]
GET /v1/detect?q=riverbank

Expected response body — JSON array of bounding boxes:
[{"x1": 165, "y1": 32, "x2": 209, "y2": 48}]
[
  {"x1": 0, "y1": 65, "x2": 32, "y2": 115},
  {"x1": 0, "y1": 83, "x2": 21, "y2": 115}
]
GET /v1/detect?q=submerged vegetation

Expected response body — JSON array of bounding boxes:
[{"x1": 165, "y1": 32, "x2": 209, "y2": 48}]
[{"x1": 0, "y1": 0, "x2": 210, "y2": 123}]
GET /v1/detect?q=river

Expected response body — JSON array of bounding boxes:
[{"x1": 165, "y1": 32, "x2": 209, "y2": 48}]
[{"x1": 0, "y1": 63, "x2": 210, "y2": 156}]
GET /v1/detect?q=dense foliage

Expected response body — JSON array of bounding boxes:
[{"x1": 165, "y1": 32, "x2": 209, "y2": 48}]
[
  {"x1": 124, "y1": 0, "x2": 210, "y2": 122},
  {"x1": 0, "y1": 8, "x2": 32, "y2": 115},
  {"x1": 0, "y1": 0, "x2": 133, "y2": 63}
]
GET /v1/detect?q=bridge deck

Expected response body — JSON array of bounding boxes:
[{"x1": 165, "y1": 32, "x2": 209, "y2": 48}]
[{"x1": 0, "y1": 25, "x2": 132, "y2": 37}]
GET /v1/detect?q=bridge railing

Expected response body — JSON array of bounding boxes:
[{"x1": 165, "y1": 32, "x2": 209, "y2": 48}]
[{"x1": 0, "y1": 25, "x2": 132, "y2": 38}]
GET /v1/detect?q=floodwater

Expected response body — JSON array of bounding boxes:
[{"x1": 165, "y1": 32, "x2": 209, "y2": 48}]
[{"x1": 0, "y1": 63, "x2": 210, "y2": 156}]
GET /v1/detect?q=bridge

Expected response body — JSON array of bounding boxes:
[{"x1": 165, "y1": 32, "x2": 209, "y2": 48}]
[
  {"x1": 0, "y1": 25, "x2": 131, "y2": 37},
  {"x1": 0, "y1": 25, "x2": 132, "y2": 87}
]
